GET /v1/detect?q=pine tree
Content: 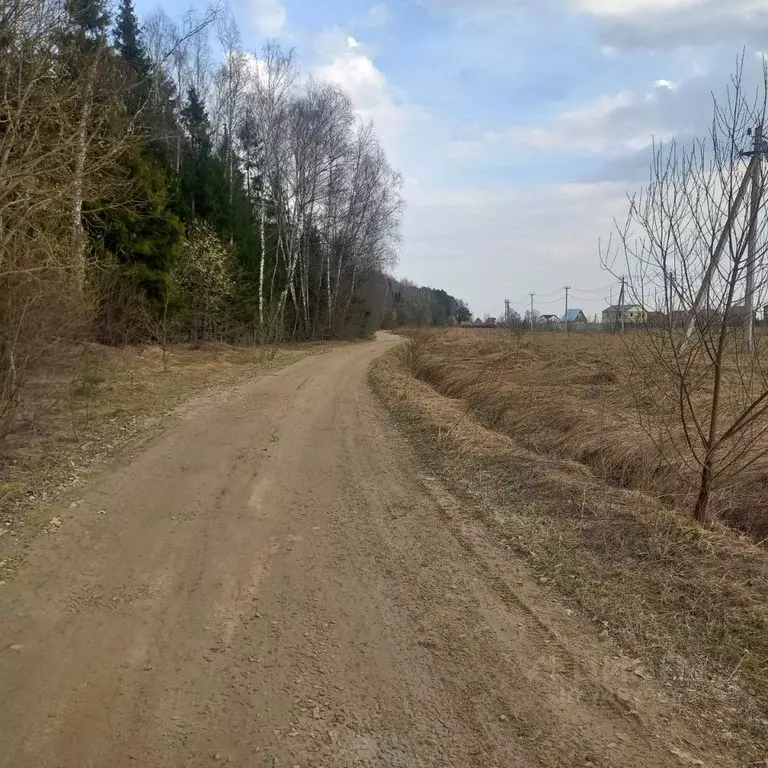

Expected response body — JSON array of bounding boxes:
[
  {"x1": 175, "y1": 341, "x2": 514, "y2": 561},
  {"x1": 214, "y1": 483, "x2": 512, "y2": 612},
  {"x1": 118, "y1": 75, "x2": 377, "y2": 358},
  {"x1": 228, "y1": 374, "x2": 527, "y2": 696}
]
[
  {"x1": 113, "y1": 0, "x2": 149, "y2": 78},
  {"x1": 88, "y1": 151, "x2": 184, "y2": 307},
  {"x1": 65, "y1": 0, "x2": 109, "y2": 44},
  {"x1": 180, "y1": 86, "x2": 215, "y2": 220},
  {"x1": 182, "y1": 87, "x2": 212, "y2": 157}
]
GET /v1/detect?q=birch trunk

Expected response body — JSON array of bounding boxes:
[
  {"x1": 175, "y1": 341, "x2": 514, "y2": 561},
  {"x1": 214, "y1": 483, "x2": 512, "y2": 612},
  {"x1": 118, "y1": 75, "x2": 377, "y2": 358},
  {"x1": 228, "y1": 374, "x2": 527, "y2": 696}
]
[
  {"x1": 72, "y1": 70, "x2": 95, "y2": 292},
  {"x1": 342, "y1": 262, "x2": 357, "y2": 325},
  {"x1": 259, "y1": 190, "x2": 266, "y2": 332}
]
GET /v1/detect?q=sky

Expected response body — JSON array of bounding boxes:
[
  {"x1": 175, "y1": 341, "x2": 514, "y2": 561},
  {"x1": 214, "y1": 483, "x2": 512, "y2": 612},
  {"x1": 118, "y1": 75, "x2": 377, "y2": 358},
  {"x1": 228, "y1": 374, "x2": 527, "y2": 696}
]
[{"x1": 135, "y1": 0, "x2": 768, "y2": 319}]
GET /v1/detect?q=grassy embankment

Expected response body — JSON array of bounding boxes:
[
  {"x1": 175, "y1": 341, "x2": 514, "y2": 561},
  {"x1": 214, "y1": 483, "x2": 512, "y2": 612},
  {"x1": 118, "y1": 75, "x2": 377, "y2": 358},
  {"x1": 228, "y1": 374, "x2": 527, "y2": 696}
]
[{"x1": 370, "y1": 328, "x2": 768, "y2": 757}]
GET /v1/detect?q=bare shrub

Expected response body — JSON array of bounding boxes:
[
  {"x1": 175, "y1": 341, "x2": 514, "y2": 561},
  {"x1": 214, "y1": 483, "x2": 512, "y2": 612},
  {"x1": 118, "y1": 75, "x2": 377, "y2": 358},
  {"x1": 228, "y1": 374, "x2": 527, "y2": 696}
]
[
  {"x1": 0, "y1": 0, "x2": 131, "y2": 435},
  {"x1": 604, "y1": 61, "x2": 768, "y2": 524},
  {"x1": 174, "y1": 221, "x2": 236, "y2": 346}
]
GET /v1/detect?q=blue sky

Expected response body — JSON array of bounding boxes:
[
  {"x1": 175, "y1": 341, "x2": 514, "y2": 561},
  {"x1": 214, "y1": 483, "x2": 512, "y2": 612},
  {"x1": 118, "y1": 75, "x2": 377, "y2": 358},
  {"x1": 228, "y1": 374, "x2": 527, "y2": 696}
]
[{"x1": 135, "y1": 0, "x2": 768, "y2": 318}]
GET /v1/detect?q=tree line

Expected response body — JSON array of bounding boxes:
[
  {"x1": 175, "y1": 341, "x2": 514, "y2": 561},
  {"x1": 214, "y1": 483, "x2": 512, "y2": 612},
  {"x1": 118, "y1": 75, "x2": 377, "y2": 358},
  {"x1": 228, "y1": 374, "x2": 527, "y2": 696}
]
[
  {"x1": 0, "y1": 0, "x2": 465, "y2": 433},
  {"x1": 380, "y1": 278, "x2": 471, "y2": 328}
]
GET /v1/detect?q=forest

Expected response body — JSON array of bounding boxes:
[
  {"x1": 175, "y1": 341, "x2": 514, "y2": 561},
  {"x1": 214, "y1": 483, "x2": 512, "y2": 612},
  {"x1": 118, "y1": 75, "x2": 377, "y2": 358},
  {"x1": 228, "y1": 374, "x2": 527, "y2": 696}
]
[{"x1": 0, "y1": 0, "x2": 467, "y2": 431}]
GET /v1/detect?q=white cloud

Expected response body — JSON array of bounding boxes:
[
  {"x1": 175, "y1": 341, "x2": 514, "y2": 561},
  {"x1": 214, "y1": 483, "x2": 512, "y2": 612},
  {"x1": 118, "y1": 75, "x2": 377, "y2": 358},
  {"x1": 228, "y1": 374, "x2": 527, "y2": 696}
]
[
  {"x1": 243, "y1": 51, "x2": 270, "y2": 82},
  {"x1": 577, "y1": 0, "x2": 768, "y2": 48},
  {"x1": 575, "y1": 0, "x2": 700, "y2": 15},
  {"x1": 451, "y1": 85, "x2": 680, "y2": 160},
  {"x1": 311, "y1": 31, "x2": 421, "y2": 156},
  {"x1": 447, "y1": 67, "x2": 732, "y2": 176},
  {"x1": 246, "y1": 0, "x2": 287, "y2": 38}
]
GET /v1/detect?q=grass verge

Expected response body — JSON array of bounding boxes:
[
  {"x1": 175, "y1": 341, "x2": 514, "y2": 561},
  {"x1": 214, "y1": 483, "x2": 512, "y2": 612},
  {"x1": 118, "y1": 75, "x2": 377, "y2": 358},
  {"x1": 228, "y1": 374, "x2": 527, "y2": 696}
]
[{"x1": 370, "y1": 336, "x2": 768, "y2": 759}]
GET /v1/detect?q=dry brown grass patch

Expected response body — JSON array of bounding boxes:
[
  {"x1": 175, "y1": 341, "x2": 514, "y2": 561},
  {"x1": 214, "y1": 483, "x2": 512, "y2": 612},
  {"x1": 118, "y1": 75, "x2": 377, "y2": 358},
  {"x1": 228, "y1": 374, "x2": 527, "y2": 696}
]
[
  {"x1": 370, "y1": 337, "x2": 768, "y2": 759},
  {"x1": 398, "y1": 328, "x2": 768, "y2": 539}
]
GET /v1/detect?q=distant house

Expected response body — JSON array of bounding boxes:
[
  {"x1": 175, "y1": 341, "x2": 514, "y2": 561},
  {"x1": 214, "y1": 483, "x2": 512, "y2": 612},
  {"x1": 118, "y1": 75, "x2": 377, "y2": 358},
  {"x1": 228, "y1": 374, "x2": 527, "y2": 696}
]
[
  {"x1": 540, "y1": 314, "x2": 560, "y2": 324},
  {"x1": 562, "y1": 308, "x2": 588, "y2": 324},
  {"x1": 602, "y1": 304, "x2": 646, "y2": 325},
  {"x1": 471, "y1": 317, "x2": 497, "y2": 329},
  {"x1": 645, "y1": 306, "x2": 757, "y2": 330}
]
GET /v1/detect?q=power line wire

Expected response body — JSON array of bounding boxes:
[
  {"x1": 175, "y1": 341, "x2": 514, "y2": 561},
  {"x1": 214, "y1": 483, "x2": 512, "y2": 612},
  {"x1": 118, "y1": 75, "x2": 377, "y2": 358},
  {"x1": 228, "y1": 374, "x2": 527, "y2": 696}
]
[
  {"x1": 533, "y1": 287, "x2": 566, "y2": 299},
  {"x1": 569, "y1": 283, "x2": 620, "y2": 294}
]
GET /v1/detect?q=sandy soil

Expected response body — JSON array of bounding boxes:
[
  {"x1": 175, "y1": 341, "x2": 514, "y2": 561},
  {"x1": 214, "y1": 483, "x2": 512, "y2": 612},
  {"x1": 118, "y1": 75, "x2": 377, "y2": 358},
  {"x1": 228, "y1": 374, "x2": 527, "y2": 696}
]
[{"x1": 0, "y1": 334, "x2": 730, "y2": 767}]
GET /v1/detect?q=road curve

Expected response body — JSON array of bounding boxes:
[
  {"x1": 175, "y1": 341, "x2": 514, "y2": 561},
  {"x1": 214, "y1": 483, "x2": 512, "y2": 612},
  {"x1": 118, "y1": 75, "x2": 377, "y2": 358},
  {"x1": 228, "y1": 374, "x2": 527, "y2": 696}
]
[{"x1": 0, "y1": 335, "x2": 722, "y2": 767}]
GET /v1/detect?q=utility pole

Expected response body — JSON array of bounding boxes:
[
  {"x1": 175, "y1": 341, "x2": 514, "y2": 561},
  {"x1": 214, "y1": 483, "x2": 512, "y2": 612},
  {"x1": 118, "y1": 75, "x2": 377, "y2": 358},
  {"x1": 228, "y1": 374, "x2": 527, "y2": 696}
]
[
  {"x1": 620, "y1": 276, "x2": 626, "y2": 334},
  {"x1": 529, "y1": 293, "x2": 535, "y2": 332},
  {"x1": 681, "y1": 146, "x2": 763, "y2": 351},
  {"x1": 745, "y1": 124, "x2": 763, "y2": 352},
  {"x1": 563, "y1": 285, "x2": 570, "y2": 333},
  {"x1": 668, "y1": 269, "x2": 676, "y2": 316},
  {"x1": 614, "y1": 276, "x2": 625, "y2": 334}
]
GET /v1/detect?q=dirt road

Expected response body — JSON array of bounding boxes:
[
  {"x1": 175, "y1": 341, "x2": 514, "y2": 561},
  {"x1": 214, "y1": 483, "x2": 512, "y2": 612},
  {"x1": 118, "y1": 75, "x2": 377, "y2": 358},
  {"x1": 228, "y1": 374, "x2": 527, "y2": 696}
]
[{"x1": 0, "y1": 335, "x2": 723, "y2": 767}]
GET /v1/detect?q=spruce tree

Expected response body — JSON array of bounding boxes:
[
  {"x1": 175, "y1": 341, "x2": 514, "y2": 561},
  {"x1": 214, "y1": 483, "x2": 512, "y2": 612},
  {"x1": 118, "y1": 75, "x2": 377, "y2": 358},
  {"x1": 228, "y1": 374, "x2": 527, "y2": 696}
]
[
  {"x1": 113, "y1": 0, "x2": 149, "y2": 78},
  {"x1": 65, "y1": 0, "x2": 109, "y2": 44}
]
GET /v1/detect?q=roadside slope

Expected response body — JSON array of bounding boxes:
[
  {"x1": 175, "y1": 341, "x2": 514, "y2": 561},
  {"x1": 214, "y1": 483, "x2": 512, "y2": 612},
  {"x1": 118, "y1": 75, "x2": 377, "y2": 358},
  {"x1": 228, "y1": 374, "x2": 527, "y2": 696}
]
[
  {"x1": 0, "y1": 335, "x2": 743, "y2": 767},
  {"x1": 370, "y1": 337, "x2": 767, "y2": 762}
]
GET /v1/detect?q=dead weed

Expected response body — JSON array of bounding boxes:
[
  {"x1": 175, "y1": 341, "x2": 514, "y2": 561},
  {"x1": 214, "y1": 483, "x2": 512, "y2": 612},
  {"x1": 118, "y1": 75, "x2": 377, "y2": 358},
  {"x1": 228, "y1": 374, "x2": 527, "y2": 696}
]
[{"x1": 370, "y1": 340, "x2": 768, "y2": 759}]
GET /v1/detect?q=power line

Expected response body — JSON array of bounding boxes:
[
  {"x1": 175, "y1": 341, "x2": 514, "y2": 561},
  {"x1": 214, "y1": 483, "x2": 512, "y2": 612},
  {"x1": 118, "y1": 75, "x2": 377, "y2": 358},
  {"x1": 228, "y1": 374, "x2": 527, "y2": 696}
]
[
  {"x1": 570, "y1": 294, "x2": 613, "y2": 303},
  {"x1": 533, "y1": 287, "x2": 566, "y2": 299},
  {"x1": 569, "y1": 283, "x2": 620, "y2": 294}
]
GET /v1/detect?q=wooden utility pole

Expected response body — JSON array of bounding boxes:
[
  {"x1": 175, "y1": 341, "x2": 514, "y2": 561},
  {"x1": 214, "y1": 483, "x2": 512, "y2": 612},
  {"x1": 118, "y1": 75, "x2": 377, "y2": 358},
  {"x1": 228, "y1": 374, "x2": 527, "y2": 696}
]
[
  {"x1": 681, "y1": 150, "x2": 761, "y2": 351},
  {"x1": 563, "y1": 285, "x2": 570, "y2": 333},
  {"x1": 744, "y1": 125, "x2": 763, "y2": 352},
  {"x1": 529, "y1": 293, "x2": 535, "y2": 331},
  {"x1": 669, "y1": 269, "x2": 677, "y2": 316},
  {"x1": 614, "y1": 276, "x2": 625, "y2": 334}
]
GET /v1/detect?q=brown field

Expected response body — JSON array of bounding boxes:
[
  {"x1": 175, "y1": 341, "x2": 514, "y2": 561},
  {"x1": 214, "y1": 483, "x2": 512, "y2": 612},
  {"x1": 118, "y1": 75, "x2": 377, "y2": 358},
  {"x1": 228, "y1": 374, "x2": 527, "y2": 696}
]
[
  {"x1": 370, "y1": 329, "x2": 768, "y2": 756},
  {"x1": 404, "y1": 327, "x2": 768, "y2": 539}
]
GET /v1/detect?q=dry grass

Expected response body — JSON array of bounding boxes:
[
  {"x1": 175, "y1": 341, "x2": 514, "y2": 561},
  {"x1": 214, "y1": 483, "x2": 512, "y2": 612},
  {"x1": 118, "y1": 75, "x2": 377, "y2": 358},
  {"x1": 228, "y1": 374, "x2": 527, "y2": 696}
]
[
  {"x1": 401, "y1": 328, "x2": 768, "y2": 539},
  {"x1": 370, "y1": 331, "x2": 768, "y2": 758},
  {"x1": 0, "y1": 340, "x2": 335, "y2": 576}
]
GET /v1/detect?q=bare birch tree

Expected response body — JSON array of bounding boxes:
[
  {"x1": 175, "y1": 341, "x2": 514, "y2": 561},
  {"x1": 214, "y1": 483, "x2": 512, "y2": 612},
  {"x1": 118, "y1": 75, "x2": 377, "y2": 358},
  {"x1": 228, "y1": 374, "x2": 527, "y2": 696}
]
[{"x1": 247, "y1": 43, "x2": 296, "y2": 337}]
